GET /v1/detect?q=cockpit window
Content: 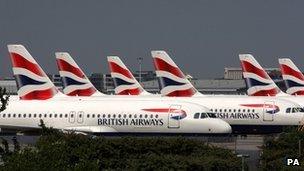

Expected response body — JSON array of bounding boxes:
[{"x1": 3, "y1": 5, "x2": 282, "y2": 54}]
[
  {"x1": 292, "y1": 108, "x2": 298, "y2": 113},
  {"x1": 286, "y1": 108, "x2": 291, "y2": 113},
  {"x1": 207, "y1": 113, "x2": 217, "y2": 118},
  {"x1": 194, "y1": 113, "x2": 200, "y2": 119},
  {"x1": 298, "y1": 108, "x2": 304, "y2": 113},
  {"x1": 200, "y1": 113, "x2": 208, "y2": 119}
]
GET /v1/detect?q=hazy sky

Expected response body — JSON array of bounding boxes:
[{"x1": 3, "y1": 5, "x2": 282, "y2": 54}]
[{"x1": 1, "y1": 0, "x2": 304, "y2": 79}]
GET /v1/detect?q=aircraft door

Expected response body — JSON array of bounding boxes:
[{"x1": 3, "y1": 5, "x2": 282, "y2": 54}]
[
  {"x1": 77, "y1": 111, "x2": 84, "y2": 124},
  {"x1": 69, "y1": 111, "x2": 76, "y2": 123},
  {"x1": 263, "y1": 101, "x2": 275, "y2": 121},
  {"x1": 168, "y1": 105, "x2": 181, "y2": 128}
]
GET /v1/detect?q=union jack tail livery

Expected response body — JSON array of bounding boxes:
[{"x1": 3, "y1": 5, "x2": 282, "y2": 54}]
[
  {"x1": 279, "y1": 58, "x2": 304, "y2": 95},
  {"x1": 107, "y1": 56, "x2": 151, "y2": 95},
  {"x1": 55, "y1": 52, "x2": 105, "y2": 96},
  {"x1": 7, "y1": 44, "x2": 59, "y2": 100},
  {"x1": 151, "y1": 51, "x2": 201, "y2": 97},
  {"x1": 239, "y1": 54, "x2": 284, "y2": 96}
]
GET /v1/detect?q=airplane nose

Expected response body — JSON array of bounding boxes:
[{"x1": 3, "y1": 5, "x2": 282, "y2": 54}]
[{"x1": 217, "y1": 120, "x2": 232, "y2": 134}]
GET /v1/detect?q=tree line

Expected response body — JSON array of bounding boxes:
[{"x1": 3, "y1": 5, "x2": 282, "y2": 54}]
[{"x1": 0, "y1": 122, "x2": 242, "y2": 170}]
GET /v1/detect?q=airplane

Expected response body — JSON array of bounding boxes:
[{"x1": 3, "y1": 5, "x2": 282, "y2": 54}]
[
  {"x1": 107, "y1": 56, "x2": 152, "y2": 95},
  {"x1": 278, "y1": 58, "x2": 304, "y2": 95},
  {"x1": 150, "y1": 50, "x2": 304, "y2": 134},
  {"x1": 55, "y1": 52, "x2": 105, "y2": 96},
  {"x1": 1, "y1": 44, "x2": 232, "y2": 135}
]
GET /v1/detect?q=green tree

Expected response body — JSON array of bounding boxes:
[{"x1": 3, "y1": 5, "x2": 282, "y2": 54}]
[
  {"x1": 0, "y1": 87, "x2": 9, "y2": 112},
  {"x1": 261, "y1": 128, "x2": 304, "y2": 170}
]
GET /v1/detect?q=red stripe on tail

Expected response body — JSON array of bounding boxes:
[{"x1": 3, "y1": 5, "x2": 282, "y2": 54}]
[
  {"x1": 241, "y1": 60, "x2": 269, "y2": 79},
  {"x1": 108, "y1": 62, "x2": 133, "y2": 79},
  {"x1": 56, "y1": 59, "x2": 85, "y2": 78},
  {"x1": 10, "y1": 53, "x2": 44, "y2": 77},
  {"x1": 153, "y1": 58, "x2": 185, "y2": 78}
]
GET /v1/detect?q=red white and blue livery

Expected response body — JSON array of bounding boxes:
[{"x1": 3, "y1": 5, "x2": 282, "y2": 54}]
[
  {"x1": 1, "y1": 45, "x2": 232, "y2": 135},
  {"x1": 151, "y1": 51, "x2": 200, "y2": 97},
  {"x1": 107, "y1": 56, "x2": 151, "y2": 95},
  {"x1": 239, "y1": 54, "x2": 283, "y2": 96},
  {"x1": 56, "y1": 52, "x2": 105, "y2": 96},
  {"x1": 8, "y1": 45, "x2": 59, "y2": 100},
  {"x1": 279, "y1": 58, "x2": 304, "y2": 95}
]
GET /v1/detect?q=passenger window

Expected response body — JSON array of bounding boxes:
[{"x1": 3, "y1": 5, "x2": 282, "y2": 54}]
[
  {"x1": 129, "y1": 114, "x2": 132, "y2": 118},
  {"x1": 8, "y1": 114, "x2": 11, "y2": 118},
  {"x1": 113, "y1": 114, "x2": 116, "y2": 118},
  {"x1": 233, "y1": 109, "x2": 236, "y2": 112},
  {"x1": 145, "y1": 114, "x2": 148, "y2": 118},
  {"x1": 219, "y1": 109, "x2": 222, "y2": 112},
  {"x1": 155, "y1": 115, "x2": 159, "y2": 118},
  {"x1": 87, "y1": 114, "x2": 90, "y2": 118},
  {"x1": 33, "y1": 114, "x2": 36, "y2": 118},
  {"x1": 13, "y1": 114, "x2": 16, "y2": 118},
  {"x1": 150, "y1": 114, "x2": 153, "y2": 118},
  {"x1": 92, "y1": 114, "x2": 95, "y2": 118},
  {"x1": 70, "y1": 114, "x2": 73, "y2": 118},
  {"x1": 39, "y1": 114, "x2": 42, "y2": 118},
  {"x1": 194, "y1": 113, "x2": 200, "y2": 119},
  {"x1": 238, "y1": 109, "x2": 241, "y2": 112},
  {"x1": 65, "y1": 114, "x2": 68, "y2": 118},
  {"x1": 49, "y1": 114, "x2": 52, "y2": 118},
  {"x1": 23, "y1": 114, "x2": 26, "y2": 118},
  {"x1": 124, "y1": 114, "x2": 127, "y2": 118},
  {"x1": 103, "y1": 114, "x2": 106, "y2": 118},
  {"x1": 97, "y1": 114, "x2": 101, "y2": 118},
  {"x1": 18, "y1": 114, "x2": 21, "y2": 118},
  {"x1": 3, "y1": 114, "x2": 5, "y2": 118},
  {"x1": 139, "y1": 114, "x2": 142, "y2": 118},
  {"x1": 44, "y1": 114, "x2": 47, "y2": 118},
  {"x1": 28, "y1": 114, "x2": 31, "y2": 118},
  {"x1": 108, "y1": 114, "x2": 111, "y2": 118},
  {"x1": 224, "y1": 109, "x2": 227, "y2": 112},
  {"x1": 54, "y1": 114, "x2": 57, "y2": 118},
  {"x1": 59, "y1": 114, "x2": 62, "y2": 118},
  {"x1": 134, "y1": 114, "x2": 137, "y2": 118},
  {"x1": 228, "y1": 109, "x2": 231, "y2": 112}
]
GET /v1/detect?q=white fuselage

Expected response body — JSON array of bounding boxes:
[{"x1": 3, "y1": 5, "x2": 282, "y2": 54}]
[
  {"x1": 72, "y1": 95, "x2": 304, "y2": 126},
  {"x1": 0, "y1": 98, "x2": 231, "y2": 134}
]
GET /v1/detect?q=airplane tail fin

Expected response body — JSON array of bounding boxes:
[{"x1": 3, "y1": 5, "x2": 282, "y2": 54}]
[
  {"x1": 7, "y1": 44, "x2": 59, "y2": 100},
  {"x1": 239, "y1": 54, "x2": 283, "y2": 96},
  {"x1": 55, "y1": 52, "x2": 104, "y2": 96},
  {"x1": 151, "y1": 51, "x2": 201, "y2": 97},
  {"x1": 107, "y1": 56, "x2": 151, "y2": 95},
  {"x1": 279, "y1": 58, "x2": 304, "y2": 95}
]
